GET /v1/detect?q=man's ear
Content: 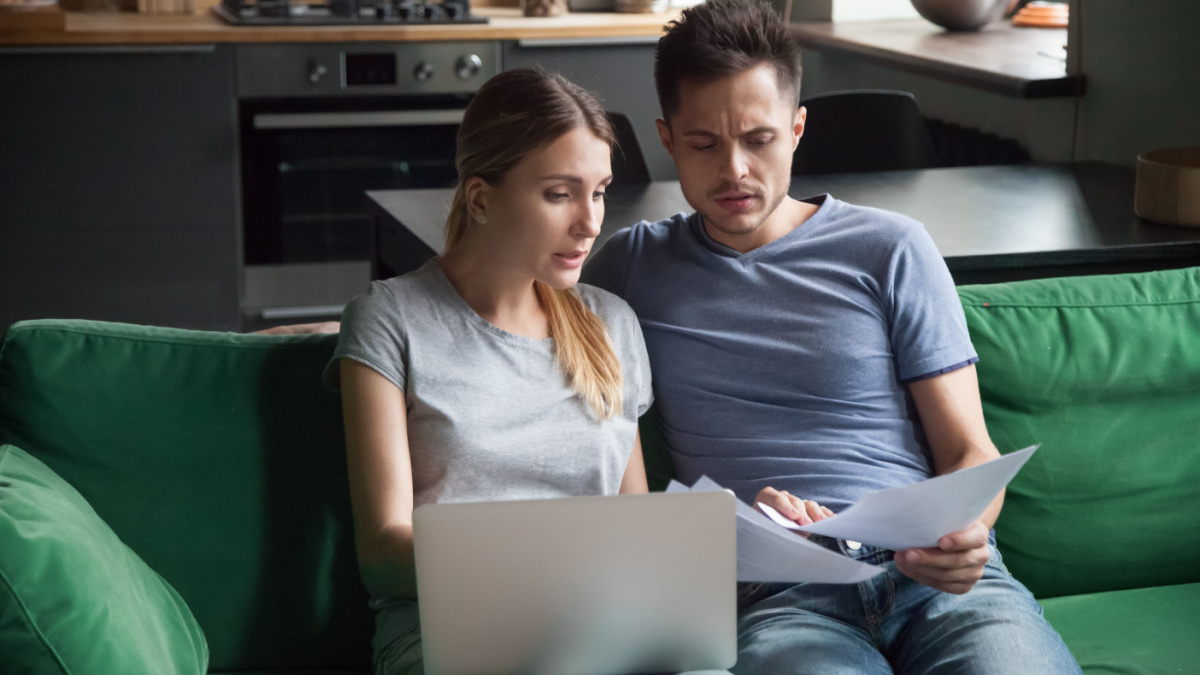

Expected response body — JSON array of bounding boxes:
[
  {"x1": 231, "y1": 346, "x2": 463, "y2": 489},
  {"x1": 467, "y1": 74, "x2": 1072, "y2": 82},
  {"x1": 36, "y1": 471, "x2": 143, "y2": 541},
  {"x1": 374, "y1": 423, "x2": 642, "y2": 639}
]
[
  {"x1": 792, "y1": 106, "x2": 807, "y2": 151},
  {"x1": 464, "y1": 176, "x2": 489, "y2": 223},
  {"x1": 655, "y1": 119, "x2": 675, "y2": 158}
]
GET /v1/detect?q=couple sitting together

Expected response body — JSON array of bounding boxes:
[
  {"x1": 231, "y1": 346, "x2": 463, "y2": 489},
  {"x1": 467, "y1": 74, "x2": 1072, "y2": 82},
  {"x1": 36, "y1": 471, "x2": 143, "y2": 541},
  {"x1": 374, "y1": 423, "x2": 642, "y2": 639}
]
[{"x1": 312, "y1": 0, "x2": 1082, "y2": 672}]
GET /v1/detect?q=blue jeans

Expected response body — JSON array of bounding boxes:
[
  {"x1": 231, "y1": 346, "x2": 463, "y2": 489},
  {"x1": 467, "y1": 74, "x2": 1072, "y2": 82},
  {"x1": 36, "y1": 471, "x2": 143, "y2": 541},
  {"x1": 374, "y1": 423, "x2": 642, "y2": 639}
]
[{"x1": 733, "y1": 537, "x2": 1082, "y2": 675}]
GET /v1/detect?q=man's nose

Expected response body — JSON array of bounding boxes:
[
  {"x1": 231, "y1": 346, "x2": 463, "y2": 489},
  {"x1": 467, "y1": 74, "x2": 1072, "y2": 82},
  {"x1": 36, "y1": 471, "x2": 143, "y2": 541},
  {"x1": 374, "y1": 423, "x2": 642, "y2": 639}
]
[{"x1": 719, "y1": 144, "x2": 750, "y2": 182}]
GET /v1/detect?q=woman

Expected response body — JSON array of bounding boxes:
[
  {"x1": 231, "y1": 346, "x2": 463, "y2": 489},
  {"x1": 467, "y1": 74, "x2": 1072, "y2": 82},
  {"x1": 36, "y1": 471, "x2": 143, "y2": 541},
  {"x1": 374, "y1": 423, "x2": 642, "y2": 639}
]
[{"x1": 322, "y1": 68, "x2": 654, "y2": 675}]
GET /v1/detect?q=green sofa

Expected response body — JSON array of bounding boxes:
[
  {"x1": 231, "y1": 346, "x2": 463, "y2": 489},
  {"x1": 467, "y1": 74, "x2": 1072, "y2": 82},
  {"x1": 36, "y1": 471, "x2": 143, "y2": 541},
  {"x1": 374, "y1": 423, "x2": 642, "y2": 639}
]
[{"x1": 2, "y1": 266, "x2": 1198, "y2": 674}]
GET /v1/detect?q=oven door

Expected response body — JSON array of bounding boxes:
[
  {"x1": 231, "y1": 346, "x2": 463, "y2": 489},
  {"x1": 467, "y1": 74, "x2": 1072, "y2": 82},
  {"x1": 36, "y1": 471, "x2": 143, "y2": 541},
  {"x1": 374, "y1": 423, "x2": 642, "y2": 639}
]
[{"x1": 239, "y1": 96, "x2": 464, "y2": 327}]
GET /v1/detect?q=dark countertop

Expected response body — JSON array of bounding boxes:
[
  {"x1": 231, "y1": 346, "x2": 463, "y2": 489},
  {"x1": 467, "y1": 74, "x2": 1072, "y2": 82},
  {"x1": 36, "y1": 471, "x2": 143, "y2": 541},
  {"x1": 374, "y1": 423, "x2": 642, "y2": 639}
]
[
  {"x1": 370, "y1": 163, "x2": 1200, "y2": 286},
  {"x1": 790, "y1": 20, "x2": 1083, "y2": 99}
]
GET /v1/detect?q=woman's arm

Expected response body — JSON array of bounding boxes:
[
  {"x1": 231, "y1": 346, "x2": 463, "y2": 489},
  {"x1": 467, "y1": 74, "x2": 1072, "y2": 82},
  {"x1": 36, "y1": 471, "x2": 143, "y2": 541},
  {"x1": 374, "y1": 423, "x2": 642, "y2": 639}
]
[
  {"x1": 340, "y1": 358, "x2": 418, "y2": 599},
  {"x1": 619, "y1": 429, "x2": 649, "y2": 494}
]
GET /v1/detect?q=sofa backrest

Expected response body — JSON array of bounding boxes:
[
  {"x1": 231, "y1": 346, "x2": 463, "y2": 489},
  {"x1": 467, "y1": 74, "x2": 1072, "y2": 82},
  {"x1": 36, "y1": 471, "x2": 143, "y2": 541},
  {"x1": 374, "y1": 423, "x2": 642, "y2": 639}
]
[
  {"x1": 0, "y1": 321, "x2": 372, "y2": 672},
  {"x1": 959, "y1": 266, "x2": 1200, "y2": 598}
]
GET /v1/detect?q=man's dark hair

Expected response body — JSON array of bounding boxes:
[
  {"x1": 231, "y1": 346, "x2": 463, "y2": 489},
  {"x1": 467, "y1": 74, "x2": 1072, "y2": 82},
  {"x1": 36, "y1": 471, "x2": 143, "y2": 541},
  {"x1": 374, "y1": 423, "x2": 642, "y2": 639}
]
[{"x1": 655, "y1": 0, "x2": 803, "y2": 125}]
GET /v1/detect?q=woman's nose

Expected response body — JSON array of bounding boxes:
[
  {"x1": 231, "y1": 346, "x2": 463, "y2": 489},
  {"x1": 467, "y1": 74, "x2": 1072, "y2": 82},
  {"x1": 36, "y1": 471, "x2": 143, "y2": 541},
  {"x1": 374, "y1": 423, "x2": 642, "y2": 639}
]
[{"x1": 576, "y1": 197, "x2": 602, "y2": 238}]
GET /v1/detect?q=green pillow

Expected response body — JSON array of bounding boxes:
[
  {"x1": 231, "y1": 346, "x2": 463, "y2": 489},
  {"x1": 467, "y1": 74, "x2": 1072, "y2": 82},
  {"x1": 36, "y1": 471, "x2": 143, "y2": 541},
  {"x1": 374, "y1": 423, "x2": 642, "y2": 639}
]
[{"x1": 0, "y1": 444, "x2": 208, "y2": 674}]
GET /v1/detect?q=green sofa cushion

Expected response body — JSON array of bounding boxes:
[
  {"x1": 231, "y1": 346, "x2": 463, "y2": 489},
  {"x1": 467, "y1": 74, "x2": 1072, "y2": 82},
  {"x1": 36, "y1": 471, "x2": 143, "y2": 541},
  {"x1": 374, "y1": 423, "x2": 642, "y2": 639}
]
[
  {"x1": 0, "y1": 443, "x2": 208, "y2": 674},
  {"x1": 0, "y1": 321, "x2": 372, "y2": 672},
  {"x1": 959, "y1": 267, "x2": 1200, "y2": 598},
  {"x1": 1041, "y1": 582, "x2": 1200, "y2": 674}
]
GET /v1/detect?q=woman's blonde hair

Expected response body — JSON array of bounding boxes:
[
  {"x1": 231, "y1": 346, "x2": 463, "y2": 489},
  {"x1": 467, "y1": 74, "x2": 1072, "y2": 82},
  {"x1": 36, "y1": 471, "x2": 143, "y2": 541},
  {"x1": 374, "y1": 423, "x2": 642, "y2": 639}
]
[{"x1": 445, "y1": 68, "x2": 623, "y2": 420}]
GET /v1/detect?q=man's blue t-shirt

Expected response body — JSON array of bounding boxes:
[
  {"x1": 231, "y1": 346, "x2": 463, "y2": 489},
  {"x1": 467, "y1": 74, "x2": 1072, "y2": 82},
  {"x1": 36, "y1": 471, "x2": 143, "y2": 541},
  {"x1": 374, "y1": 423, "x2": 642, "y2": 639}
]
[{"x1": 581, "y1": 195, "x2": 978, "y2": 512}]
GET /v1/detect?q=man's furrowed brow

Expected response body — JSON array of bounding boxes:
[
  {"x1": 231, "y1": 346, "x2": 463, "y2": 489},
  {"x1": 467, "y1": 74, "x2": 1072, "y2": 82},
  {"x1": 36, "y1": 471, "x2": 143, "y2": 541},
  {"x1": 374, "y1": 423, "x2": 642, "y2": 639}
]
[{"x1": 681, "y1": 126, "x2": 779, "y2": 138}]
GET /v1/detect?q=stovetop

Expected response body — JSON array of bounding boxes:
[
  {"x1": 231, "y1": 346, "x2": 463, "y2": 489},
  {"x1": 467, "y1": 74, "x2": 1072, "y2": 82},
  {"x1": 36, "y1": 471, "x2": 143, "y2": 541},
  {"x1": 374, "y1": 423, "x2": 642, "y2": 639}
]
[{"x1": 215, "y1": 0, "x2": 487, "y2": 25}]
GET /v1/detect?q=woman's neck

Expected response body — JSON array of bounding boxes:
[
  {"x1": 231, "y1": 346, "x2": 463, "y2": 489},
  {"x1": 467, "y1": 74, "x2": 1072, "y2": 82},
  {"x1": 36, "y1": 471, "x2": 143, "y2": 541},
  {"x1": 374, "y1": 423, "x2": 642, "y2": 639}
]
[{"x1": 438, "y1": 239, "x2": 550, "y2": 340}]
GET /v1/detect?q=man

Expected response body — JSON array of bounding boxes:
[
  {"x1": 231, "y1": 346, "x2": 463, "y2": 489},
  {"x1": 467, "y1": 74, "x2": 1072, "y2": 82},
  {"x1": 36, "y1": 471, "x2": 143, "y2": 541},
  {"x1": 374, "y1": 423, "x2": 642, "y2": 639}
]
[{"x1": 580, "y1": 1, "x2": 1081, "y2": 672}]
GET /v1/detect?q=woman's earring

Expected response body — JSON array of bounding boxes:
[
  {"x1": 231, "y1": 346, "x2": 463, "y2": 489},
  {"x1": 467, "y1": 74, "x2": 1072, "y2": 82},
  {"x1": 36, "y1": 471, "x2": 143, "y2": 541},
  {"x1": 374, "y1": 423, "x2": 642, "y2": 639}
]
[{"x1": 474, "y1": 212, "x2": 487, "y2": 225}]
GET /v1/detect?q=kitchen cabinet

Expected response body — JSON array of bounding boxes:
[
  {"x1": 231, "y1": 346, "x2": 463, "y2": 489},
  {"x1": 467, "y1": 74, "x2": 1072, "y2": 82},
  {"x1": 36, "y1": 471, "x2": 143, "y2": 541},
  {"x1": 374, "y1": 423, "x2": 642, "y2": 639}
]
[
  {"x1": 503, "y1": 38, "x2": 675, "y2": 181},
  {"x1": 0, "y1": 44, "x2": 241, "y2": 332}
]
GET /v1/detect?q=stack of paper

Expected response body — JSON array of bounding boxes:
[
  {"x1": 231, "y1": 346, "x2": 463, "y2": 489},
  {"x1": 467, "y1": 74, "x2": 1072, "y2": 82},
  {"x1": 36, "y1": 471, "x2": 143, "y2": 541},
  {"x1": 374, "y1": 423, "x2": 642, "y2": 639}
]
[
  {"x1": 668, "y1": 446, "x2": 1038, "y2": 584},
  {"x1": 667, "y1": 476, "x2": 882, "y2": 584}
]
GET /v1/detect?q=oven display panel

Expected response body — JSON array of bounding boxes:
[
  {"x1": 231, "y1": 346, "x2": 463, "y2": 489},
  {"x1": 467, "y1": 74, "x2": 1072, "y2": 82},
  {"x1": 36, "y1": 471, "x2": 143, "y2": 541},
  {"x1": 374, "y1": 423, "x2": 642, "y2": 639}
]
[{"x1": 344, "y1": 53, "x2": 398, "y2": 87}]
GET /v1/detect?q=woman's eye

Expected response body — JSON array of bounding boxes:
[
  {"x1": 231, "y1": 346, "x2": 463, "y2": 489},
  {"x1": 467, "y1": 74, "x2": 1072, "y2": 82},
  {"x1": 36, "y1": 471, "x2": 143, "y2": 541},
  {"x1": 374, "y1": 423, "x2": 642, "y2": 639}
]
[
  {"x1": 546, "y1": 192, "x2": 569, "y2": 202},
  {"x1": 593, "y1": 191, "x2": 606, "y2": 201}
]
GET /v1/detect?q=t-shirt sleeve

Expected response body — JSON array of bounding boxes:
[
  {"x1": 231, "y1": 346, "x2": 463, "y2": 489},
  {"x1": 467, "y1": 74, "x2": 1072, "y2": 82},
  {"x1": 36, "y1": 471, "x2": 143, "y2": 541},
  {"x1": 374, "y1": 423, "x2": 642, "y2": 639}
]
[
  {"x1": 630, "y1": 313, "x2": 654, "y2": 417},
  {"x1": 887, "y1": 225, "x2": 978, "y2": 382},
  {"x1": 580, "y1": 227, "x2": 635, "y2": 299},
  {"x1": 322, "y1": 282, "x2": 408, "y2": 392}
]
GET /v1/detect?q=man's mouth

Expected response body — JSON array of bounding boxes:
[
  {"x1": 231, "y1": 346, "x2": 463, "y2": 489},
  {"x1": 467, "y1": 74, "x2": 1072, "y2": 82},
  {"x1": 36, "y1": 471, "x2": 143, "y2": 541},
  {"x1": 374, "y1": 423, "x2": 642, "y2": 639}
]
[{"x1": 715, "y1": 192, "x2": 756, "y2": 213}]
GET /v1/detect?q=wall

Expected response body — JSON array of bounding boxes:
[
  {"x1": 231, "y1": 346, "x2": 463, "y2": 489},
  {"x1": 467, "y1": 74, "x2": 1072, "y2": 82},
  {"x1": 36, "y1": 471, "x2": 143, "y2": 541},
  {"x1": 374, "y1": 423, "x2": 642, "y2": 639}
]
[
  {"x1": 790, "y1": 0, "x2": 919, "y2": 21},
  {"x1": 794, "y1": 0, "x2": 1200, "y2": 167},
  {"x1": 798, "y1": 48, "x2": 1078, "y2": 163},
  {"x1": 1072, "y1": 0, "x2": 1200, "y2": 166}
]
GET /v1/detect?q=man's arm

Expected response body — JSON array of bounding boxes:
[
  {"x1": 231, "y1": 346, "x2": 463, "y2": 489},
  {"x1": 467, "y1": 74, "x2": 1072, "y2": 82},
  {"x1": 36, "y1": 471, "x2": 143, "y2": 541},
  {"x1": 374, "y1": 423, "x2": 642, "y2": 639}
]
[{"x1": 898, "y1": 363, "x2": 1002, "y2": 594}]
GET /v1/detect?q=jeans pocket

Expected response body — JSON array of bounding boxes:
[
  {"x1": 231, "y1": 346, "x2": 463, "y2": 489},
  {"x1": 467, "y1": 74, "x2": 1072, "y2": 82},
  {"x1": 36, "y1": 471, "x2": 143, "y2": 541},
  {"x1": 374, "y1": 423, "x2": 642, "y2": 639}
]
[
  {"x1": 985, "y1": 543, "x2": 1012, "y2": 576},
  {"x1": 736, "y1": 582, "x2": 767, "y2": 610}
]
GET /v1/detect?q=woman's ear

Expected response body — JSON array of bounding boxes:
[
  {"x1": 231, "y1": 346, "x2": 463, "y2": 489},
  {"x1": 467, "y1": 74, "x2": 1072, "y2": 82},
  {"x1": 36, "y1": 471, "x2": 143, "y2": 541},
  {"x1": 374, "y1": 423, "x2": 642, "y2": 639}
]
[{"x1": 464, "y1": 176, "x2": 489, "y2": 224}]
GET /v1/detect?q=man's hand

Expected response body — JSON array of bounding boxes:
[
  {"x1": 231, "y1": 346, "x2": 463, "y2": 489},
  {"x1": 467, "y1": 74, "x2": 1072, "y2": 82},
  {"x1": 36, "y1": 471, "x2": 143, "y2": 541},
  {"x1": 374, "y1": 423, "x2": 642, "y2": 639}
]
[
  {"x1": 895, "y1": 520, "x2": 990, "y2": 594},
  {"x1": 256, "y1": 321, "x2": 341, "y2": 335},
  {"x1": 753, "y1": 486, "x2": 832, "y2": 534}
]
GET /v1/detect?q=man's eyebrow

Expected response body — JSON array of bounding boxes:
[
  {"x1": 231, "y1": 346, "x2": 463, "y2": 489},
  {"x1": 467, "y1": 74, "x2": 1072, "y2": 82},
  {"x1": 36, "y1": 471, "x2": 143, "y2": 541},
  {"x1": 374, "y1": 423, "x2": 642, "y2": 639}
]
[{"x1": 681, "y1": 126, "x2": 779, "y2": 138}]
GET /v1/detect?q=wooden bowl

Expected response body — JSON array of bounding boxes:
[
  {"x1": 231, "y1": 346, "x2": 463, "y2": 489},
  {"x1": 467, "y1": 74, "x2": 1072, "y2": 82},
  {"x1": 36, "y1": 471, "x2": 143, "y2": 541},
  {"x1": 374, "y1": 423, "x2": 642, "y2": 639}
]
[{"x1": 1135, "y1": 147, "x2": 1200, "y2": 228}]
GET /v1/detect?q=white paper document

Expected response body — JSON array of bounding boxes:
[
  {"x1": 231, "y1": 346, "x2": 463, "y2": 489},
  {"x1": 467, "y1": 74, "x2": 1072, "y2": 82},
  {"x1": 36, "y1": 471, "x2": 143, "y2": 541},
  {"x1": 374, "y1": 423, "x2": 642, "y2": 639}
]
[
  {"x1": 756, "y1": 446, "x2": 1039, "y2": 551},
  {"x1": 667, "y1": 476, "x2": 883, "y2": 584}
]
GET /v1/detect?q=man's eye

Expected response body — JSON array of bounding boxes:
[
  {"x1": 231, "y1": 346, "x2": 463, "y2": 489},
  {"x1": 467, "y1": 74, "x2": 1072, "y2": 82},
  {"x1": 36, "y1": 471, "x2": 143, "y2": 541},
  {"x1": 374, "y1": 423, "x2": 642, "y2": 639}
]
[
  {"x1": 692, "y1": 144, "x2": 715, "y2": 151},
  {"x1": 749, "y1": 137, "x2": 774, "y2": 146}
]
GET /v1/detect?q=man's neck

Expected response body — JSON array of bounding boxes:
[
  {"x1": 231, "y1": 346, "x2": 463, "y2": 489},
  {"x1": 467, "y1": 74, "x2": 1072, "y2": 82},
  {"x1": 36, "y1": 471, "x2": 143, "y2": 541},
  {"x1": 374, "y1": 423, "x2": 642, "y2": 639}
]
[{"x1": 704, "y1": 196, "x2": 820, "y2": 254}]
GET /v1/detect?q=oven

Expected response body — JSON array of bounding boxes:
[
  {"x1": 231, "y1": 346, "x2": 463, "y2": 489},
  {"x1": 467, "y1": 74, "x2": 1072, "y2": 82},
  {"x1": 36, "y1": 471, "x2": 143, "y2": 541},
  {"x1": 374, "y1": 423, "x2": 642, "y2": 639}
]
[{"x1": 236, "y1": 42, "x2": 499, "y2": 329}]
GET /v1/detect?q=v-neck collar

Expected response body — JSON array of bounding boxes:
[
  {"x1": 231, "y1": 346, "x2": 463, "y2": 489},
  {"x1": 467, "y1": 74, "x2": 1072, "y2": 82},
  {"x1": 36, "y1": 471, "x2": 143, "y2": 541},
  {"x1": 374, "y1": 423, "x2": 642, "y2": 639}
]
[{"x1": 690, "y1": 194, "x2": 834, "y2": 263}]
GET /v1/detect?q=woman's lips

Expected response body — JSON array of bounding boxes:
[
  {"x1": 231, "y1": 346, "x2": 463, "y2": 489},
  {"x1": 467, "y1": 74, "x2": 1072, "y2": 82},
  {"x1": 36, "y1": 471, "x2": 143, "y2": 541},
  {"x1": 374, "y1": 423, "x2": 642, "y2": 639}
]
[{"x1": 553, "y1": 251, "x2": 587, "y2": 269}]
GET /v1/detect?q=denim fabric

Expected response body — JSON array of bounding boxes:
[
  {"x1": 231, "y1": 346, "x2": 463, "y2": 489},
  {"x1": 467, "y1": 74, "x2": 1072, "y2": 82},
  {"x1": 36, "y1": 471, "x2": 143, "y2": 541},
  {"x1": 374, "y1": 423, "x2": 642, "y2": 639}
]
[{"x1": 734, "y1": 537, "x2": 1082, "y2": 674}]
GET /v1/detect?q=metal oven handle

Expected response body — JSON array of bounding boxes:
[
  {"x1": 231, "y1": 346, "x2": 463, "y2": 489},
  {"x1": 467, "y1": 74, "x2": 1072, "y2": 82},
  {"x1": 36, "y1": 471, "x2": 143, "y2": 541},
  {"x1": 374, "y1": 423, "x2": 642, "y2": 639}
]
[{"x1": 253, "y1": 109, "x2": 466, "y2": 130}]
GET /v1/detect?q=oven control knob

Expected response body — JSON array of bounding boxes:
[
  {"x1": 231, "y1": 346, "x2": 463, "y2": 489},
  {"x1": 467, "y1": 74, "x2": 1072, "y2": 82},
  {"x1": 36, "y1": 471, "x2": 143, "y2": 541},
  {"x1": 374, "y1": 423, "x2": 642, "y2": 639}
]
[
  {"x1": 308, "y1": 61, "x2": 328, "y2": 85},
  {"x1": 414, "y1": 61, "x2": 435, "y2": 82},
  {"x1": 455, "y1": 54, "x2": 483, "y2": 80}
]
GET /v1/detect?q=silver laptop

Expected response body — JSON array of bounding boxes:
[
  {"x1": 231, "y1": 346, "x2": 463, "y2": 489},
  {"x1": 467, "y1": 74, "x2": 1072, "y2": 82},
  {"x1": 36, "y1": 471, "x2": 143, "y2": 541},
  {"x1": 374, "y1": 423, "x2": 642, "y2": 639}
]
[{"x1": 413, "y1": 491, "x2": 737, "y2": 675}]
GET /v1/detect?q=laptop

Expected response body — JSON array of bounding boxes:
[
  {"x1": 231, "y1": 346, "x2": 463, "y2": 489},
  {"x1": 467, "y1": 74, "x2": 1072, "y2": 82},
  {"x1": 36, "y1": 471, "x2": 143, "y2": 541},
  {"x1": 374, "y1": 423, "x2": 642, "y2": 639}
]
[{"x1": 413, "y1": 491, "x2": 737, "y2": 675}]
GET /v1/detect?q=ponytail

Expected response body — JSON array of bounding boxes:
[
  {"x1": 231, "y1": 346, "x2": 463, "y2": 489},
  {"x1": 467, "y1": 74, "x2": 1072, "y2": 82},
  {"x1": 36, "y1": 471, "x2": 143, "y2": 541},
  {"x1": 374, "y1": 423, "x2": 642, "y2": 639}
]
[
  {"x1": 535, "y1": 282, "x2": 623, "y2": 420},
  {"x1": 444, "y1": 186, "x2": 470, "y2": 252}
]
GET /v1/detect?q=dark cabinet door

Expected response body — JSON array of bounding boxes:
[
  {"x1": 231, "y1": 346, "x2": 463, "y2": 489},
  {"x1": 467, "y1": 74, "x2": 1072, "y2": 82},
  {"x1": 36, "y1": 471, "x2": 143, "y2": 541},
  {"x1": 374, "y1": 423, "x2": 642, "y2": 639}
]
[{"x1": 0, "y1": 45, "x2": 240, "y2": 331}]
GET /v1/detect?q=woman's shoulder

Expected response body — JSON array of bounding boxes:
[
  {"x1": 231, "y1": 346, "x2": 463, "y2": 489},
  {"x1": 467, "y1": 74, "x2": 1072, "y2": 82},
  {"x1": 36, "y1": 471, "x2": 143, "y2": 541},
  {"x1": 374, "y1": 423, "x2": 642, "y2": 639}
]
[{"x1": 344, "y1": 263, "x2": 444, "y2": 327}]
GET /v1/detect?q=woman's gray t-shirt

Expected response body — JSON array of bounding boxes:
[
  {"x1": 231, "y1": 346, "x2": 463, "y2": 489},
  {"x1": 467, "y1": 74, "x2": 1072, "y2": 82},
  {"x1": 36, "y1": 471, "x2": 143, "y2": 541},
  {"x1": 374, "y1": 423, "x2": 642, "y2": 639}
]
[{"x1": 324, "y1": 261, "x2": 653, "y2": 508}]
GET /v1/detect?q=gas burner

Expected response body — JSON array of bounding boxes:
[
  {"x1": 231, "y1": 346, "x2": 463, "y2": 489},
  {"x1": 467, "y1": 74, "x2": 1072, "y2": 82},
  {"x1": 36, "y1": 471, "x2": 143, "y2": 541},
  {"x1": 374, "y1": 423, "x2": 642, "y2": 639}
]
[{"x1": 215, "y1": 0, "x2": 486, "y2": 25}]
